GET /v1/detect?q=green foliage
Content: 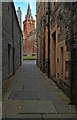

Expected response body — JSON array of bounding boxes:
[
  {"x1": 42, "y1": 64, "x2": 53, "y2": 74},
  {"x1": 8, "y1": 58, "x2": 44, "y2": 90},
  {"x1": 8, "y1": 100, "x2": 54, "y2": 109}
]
[{"x1": 23, "y1": 55, "x2": 37, "y2": 60}]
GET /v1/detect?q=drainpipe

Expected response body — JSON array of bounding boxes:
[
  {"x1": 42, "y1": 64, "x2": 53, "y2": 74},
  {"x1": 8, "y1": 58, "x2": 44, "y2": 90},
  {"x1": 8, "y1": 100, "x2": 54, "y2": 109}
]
[
  {"x1": 40, "y1": 20, "x2": 42, "y2": 70},
  {"x1": 70, "y1": 2, "x2": 74, "y2": 105},
  {"x1": 48, "y1": 2, "x2": 50, "y2": 78},
  {"x1": 20, "y1": 34, "x2": 22, "y2": 66},
  {"x1": 43, "y1": 18, "x2": 46, "y2": 73},
  {"x1": 35, "y1": 14, "x2": 38, "y2": 65},
  {"x1": 12, "y1": 3, "x2": 15, "y2": 74}
]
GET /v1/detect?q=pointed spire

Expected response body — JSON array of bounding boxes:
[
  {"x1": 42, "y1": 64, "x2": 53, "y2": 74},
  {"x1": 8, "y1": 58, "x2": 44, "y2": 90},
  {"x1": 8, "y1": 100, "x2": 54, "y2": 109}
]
[
  {"x1": 25, "y1": 3, "x2": 33, "y2": 20},
  {"x1": 27, "y1": 3, "x2": 31, "y2": 16}
]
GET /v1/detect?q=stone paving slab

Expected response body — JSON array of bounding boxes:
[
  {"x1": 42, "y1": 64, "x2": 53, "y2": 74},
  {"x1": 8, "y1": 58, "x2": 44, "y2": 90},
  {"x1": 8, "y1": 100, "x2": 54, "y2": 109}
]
[
  {"x1": 12, "y1": 80, "x2": 25, "y2": 85},
  {"x1": 42, "y1": 113, "x2": 76, "y2": 118},
  {"x1": 23, "y1": 82, "x2": 36, "y2": 86},
  {"x1": 24, "y1": 85, "x2": 36, "y2": 90},
  {"x1": 2, "y1": 100, "x2": 21, "y2": 114},
  {"x1": 9, "y1": 91, "x2": 39, "y2": 100},
  {"x1": 52, "y1": 99, "x2": 75, "y2": 114},
  {"x1": 2, "y1": 113, "x2": 76, "y2": 119},
  {"x1": 57, "y1": 91, "x2": 70, "y2": 102},
  {"x1": 2, "y1": 113, "x2": 42, "y2": 118},
  {"x1": 44, "y1": 85, "x2": 61, "y2": 92},
  {"x1": 23, "y1": 60, "x2": 36, "y2": 64},
  {"x1": 24, "y1": 84, "x2": 46, "y2": 91},
  {"x1": 24, "y1": 79, "x2": 37, "y2": 82},
  {"x1": 23, "y1": 88, "x2": 46, "y2": 92},
  {"x1": 2, "y1": 61, "x2": 76, "y2": 118},
  {"x1": 38, "y1": 91, "x2": 61, "y2": 100},
  {"x1": 36, "y1": 86, "x2": 46, "y2": 91},
  {"x1": 12, "y1": 85, "x2": 23, "y2": 91},
  {"x1": 19, "y1": 100, "x2": 57, "y2": 114}
]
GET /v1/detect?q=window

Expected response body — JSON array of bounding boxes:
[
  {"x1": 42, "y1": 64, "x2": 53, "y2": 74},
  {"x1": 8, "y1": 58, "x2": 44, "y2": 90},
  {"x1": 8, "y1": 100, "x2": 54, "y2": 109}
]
[
  {"x1": 57, "y1": 73, "x2": 59, "y2": 77},
  {"x1": 65, "y1": 76, "x2": 68, "y2": 80},
  {"x1": 53, "y1": 2, "x2": 56, "y2": 6},
  {"x1": 57, "y1": 58, "x2": 59, "y2": 63},
  {"x1": 8, "y1": 6, "x2": 10, "y2": 11},
  {"x1": 65, "y1": 61, "x2": 69, "y2": 71},
  {"x1": 66, "y1": 46, "x2": 68, "y2": 51}
]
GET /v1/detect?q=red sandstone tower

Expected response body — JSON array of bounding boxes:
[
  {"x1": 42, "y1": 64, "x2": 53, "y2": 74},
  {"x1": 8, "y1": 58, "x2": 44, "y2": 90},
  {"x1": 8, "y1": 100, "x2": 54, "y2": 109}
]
[
  {"x1": 23, "y1": 4, "x2": 35, "y2": 38},
  {"x1": 23, "y1": 4, "x2": 36, "y2": 56}
]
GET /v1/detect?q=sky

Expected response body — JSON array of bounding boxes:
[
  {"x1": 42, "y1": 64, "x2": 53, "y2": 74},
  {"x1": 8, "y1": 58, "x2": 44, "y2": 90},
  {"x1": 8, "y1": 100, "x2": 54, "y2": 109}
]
[{"x1": 13, "y1": 0, "x2": 36, "y2": 30}]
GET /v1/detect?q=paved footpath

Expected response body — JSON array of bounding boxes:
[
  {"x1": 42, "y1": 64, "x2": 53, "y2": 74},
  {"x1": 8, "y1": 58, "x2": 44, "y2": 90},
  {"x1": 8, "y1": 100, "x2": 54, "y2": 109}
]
[{"x1": 2, "y1": 60, "x2": 76, "y2": 119}]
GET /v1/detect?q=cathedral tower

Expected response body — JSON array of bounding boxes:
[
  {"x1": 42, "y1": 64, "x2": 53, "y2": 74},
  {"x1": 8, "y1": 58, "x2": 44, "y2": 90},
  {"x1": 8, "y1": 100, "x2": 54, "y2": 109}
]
[{"x1": 23, "y1": 4, "x2": 35, "y2": 37}]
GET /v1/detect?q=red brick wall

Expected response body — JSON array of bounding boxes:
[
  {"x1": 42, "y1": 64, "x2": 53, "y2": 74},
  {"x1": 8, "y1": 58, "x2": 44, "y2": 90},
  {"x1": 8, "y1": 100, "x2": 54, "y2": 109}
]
[{"x1": 23, "y1": 20, "x2": 35, "y2": 37}]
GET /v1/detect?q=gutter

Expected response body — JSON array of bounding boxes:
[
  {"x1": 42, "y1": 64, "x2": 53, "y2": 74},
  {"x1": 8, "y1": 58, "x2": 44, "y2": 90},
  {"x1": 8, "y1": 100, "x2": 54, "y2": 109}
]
[
  {"x1": 70, "y1": 2, "x2": 74, "y2": 105},
  {"x1": 48, "y1": 2, "x2": 50, "y2": 78}
]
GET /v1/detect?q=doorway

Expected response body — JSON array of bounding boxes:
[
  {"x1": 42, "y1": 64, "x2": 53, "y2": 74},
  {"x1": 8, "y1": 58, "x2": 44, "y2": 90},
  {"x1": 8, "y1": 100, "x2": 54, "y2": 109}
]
[
  {"x1": 8, "y1": 44, "x2": 11, "y2": 77},
  {"x1": 61, "y1": 47, "x2": 63, "y2": 77},
  {"x1": 50, "y1": 31, "x2": 56, "y2": 78}
]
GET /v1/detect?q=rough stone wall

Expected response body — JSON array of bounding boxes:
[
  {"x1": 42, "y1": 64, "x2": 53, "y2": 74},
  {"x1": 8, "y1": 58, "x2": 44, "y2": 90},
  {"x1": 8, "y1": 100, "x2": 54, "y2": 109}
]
[
  {"x1": 48, "y1": 3, "x2": 72, "y2": 97},
  {"x1": 36, "y1": 2, "x2": 47, "y2": 71},
  {"x1": 36, "y1": 2, "x2": 77, "y2": 100},
  {"x1": 50, "y1": 3, "x2": 69, "y2": 79},
  {"x1": 23, "y1": 20, "x2": 35, "y2": 38},
  {"x1": 0, "y1": 2, "x2": 2, "y2": 90},
  {"x1": 24, "y1": 30, "x2": 37, "y2": 56},
  {"x1": 73, "y1": 2, "x2": 77, "y2": 105}
]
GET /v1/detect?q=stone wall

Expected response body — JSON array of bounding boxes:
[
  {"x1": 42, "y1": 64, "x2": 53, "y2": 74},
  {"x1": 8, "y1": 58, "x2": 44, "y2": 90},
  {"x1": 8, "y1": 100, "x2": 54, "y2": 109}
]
[
  {"x1": 24, "y1": 29, "x2": 37, "y2": 56},
  {"x1": 36, "y1": 2, "x2": 77, "y2": 103},
  {"x1": 49, "y1": 3, "x2": 71, "y2": 97},
  {"x1": 23, "y1": 20, "x2": 35, "y2": 38},
  {"x1": 73, "y1": 2, "x2": 77, "y2": 105},
  {"x1": 2, "y1": 2, "x2": 22, "y2": 85}
]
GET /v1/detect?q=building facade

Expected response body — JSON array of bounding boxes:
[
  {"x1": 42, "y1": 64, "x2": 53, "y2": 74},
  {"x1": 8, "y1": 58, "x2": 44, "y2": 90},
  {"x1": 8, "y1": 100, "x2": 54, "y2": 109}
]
[
  {"x1": 23, "y1": 29, "x2": 37, "y2": 56},
  {"x1": 23, "y1": 4, "x2": 37, "y2": 56},
  {"x1": 36, "y1": 2, "x2": 77, "y2": 104},
  {"x1": 2, "y1": 2, "x2": 22, "y2": 87}
]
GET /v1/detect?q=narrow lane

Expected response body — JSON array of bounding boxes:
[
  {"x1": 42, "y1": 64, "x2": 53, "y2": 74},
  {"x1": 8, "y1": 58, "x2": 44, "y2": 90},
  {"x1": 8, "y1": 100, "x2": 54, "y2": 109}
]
[{"x1": 2, "y1": 60, "x2": 76, "y2": 119}]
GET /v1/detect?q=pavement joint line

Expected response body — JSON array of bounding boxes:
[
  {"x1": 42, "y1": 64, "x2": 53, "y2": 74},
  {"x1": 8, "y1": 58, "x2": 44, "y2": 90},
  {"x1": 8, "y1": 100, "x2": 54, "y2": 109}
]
[
  {"x1": 18, "y1": 113, "x2": 59, "y2": 114},
  {"x1": 7, "y1": 90, "x2": 13, "y2": 100},
  {"x1": 2, "y1": 112, "x2": 76, "y2": 115},
  {"x1": 18, "y1": 113, "x2": 43, "y2": 114},
  {"x1": 41, "y1": 113, "x2": 43, "y2": 119},
  {"x1": 22, "y1": 85, "x2": 24, "y2": 91},
  {"x1": 50, "y1": 99, "x2": 59, "y2": 114},
  {"x1": 35, "y1": 81, "x2": 36, "y2": 86}
]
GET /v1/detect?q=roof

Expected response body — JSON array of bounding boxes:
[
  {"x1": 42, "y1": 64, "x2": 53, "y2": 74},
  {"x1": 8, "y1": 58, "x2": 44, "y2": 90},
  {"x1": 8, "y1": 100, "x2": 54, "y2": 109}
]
[{"x1": 25, "y1": 3, "x2": 33, "y2": 21}]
